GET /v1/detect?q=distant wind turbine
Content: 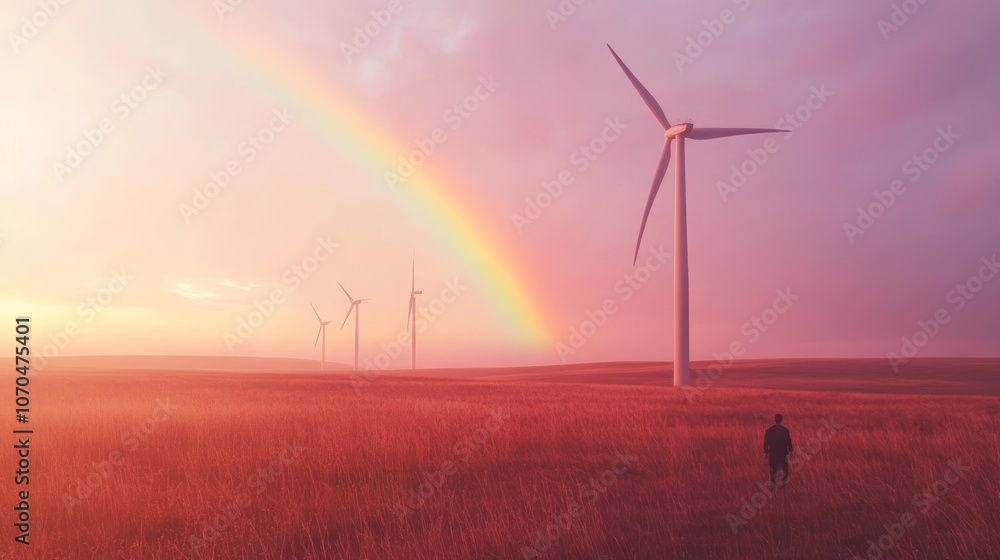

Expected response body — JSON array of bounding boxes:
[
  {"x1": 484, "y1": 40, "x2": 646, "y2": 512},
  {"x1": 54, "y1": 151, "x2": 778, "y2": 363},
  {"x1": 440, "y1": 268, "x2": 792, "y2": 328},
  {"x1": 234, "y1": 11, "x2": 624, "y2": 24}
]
[
  {"x1": 608, "y1": 44, "x2": 788, "y2": 387},
  {"x1": 311, "y1": 303, "x2": 332, "y2": 371},
  {"x1": 338, "y1": 281, "x2": 369, "y2": 371},
  {"x1": 407, "y1": 250, "x2": 423, "y2": 370}
]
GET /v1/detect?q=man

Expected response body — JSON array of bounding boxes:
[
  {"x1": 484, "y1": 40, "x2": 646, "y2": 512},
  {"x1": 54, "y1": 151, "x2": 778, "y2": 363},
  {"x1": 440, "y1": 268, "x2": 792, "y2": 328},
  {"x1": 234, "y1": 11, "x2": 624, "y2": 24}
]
[{"x1": 764, "y1": 413, "x2": 793, "y2": 495}]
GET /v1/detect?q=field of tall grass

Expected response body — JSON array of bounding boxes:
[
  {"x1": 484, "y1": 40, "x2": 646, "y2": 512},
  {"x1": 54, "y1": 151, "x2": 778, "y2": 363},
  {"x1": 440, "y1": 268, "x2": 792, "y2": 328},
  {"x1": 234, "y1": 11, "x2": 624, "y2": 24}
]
[{"x1": 7, "y1": 368, "x2": 999, "y2": 559}]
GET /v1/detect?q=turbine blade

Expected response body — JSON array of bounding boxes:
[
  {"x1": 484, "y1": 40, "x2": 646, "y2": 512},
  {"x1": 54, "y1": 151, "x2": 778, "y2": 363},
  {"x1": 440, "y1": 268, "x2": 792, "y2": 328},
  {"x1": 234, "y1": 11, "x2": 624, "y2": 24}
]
[
  {"x1": 634, "y1": 137, "x2": 673, "y2": 265},
  {"x1": 314, "y1": 325, "x2": 322, "y2": 349},
  {"x1": 407, "y1": 295, "x2": 415, "y2": 327},
  {"x1": 607, "y1": 44, "x2": 671, "y2": 130},
  {"x1": 411, "y1": 249, "x2": 416, "y2": 292},
  {"x1": 340, "y1": 304, "x2": 355, "y2": 329},
  {"x1": 337, "y1": 281, "x2": 353, "y2": 302},
  {"x1": 687, "y1": 127, "x2": 789, "y2": 140},
  {"x1": 310, "y1": 303, "x2": 321, "y2": 322}
]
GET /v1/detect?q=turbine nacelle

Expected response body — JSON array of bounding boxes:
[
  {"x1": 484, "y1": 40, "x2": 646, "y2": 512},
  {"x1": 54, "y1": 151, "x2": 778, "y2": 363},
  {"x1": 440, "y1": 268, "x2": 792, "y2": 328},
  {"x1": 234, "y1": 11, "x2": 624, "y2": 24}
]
[{"x1": 665, "y1": 123, "x2": 693, "y2": 138}]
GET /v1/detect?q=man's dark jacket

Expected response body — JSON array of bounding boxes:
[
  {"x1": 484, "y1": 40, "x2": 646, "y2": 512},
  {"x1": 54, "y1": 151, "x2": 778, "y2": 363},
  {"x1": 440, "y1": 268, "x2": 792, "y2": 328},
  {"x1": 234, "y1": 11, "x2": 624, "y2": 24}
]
[{"x1": 764, "y1": 424, "x2": 793, "y2": 457}]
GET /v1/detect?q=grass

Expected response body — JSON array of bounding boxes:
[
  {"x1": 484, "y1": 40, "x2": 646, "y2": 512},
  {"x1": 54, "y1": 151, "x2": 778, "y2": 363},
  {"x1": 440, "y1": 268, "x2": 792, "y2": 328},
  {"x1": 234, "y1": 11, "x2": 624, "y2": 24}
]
[{"x1": 9, "y1": 369, "x2": 1000, "y2": 559}]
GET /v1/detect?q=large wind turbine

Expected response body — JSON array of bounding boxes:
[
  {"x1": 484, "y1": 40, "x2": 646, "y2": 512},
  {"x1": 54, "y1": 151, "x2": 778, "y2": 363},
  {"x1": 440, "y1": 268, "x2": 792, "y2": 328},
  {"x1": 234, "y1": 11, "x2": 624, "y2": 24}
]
[
  {"x1": 608, "y1": 44, "x2": 787, "y2": 388},
  {"x1": 311, "y1": 303, "x2": 332, "y2": 371},
  {"x1": 407, "y1": 250, "x2": 423, "y2": 370},
  {"x1": 338, "y1": 281, "x2": 369, "y2": 371}
]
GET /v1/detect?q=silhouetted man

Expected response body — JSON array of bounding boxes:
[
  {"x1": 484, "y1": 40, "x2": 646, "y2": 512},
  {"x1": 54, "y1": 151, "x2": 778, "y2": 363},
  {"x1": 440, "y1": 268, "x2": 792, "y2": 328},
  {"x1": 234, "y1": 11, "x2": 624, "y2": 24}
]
[{"x1": 764, "y1": 413, "x2": 793, "y2": 495}]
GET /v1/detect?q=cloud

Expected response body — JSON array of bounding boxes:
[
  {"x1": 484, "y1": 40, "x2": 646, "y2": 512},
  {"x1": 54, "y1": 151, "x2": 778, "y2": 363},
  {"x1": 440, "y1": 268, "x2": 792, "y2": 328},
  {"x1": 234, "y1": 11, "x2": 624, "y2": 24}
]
[
  {"x1": 173, "y1": 279, "x2": 264, "y2": 305},
  {"x1": 174, "y1": 283, "x2": 219, "y2": 302}
]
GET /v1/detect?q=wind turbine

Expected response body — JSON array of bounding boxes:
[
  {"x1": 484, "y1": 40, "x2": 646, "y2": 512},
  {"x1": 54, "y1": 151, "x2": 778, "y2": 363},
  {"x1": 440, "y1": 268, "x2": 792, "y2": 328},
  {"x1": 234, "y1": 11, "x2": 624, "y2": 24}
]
[
  {"x1": 607, "y1": 44, "x2": 787, "y2": 388},
  {"x1": 407, "y1": 250, "x2": 423, "y2": 370},
  {"x1": 338, "y1": 281, "x2": 369, "y2": 371},
  {"x1": 311, "y1": 303, "x2": 332, "y2": 371}
]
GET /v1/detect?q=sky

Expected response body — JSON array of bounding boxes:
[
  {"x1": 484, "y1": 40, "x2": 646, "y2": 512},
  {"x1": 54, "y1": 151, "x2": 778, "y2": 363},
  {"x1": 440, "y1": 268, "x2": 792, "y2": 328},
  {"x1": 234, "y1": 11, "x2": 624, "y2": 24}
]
[{"x1": 0, "y1": 0, "x2": 998, "y2": 369}]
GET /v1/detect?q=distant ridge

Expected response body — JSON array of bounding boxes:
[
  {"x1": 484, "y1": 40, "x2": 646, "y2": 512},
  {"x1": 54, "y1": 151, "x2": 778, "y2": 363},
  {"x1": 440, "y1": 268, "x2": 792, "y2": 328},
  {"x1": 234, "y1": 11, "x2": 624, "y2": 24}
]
[
  {"x1": 13, "y1": 356, "x2": 1000, "y2": 395},
  {"x1": 457, "y1": 357, "x2": 1000, "y2": 396}
]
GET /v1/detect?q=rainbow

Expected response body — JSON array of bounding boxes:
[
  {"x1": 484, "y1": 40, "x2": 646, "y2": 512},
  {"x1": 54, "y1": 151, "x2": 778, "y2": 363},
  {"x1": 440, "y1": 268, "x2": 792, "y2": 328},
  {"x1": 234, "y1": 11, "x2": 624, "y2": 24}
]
[{"x1": 180, "y1": 20, "x2": 552, "y2": 345}]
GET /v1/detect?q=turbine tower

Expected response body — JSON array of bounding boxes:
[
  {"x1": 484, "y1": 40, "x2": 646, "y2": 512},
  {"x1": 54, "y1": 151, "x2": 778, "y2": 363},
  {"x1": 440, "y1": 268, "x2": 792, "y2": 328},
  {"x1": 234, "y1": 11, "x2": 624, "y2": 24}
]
[
  {"x1": 407, "y1": 250, "x2": 423, "y2": 370},
  {"x1": 608, "y1": 44, "x2": 787, "y2": 387},
  {"x1": 338, "y1": 281, "x2": 368, "y2": 371},
  {"x1": 311, "y1": 303, "x2": 332, "y2": 371}
]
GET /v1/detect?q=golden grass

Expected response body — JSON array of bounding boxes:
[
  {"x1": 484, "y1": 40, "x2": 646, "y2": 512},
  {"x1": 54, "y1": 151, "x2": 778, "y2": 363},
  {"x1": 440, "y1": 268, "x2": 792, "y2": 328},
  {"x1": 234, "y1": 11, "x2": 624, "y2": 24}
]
[{"x1": 8, "y1": 370, "x2": 999, "y2": 559}]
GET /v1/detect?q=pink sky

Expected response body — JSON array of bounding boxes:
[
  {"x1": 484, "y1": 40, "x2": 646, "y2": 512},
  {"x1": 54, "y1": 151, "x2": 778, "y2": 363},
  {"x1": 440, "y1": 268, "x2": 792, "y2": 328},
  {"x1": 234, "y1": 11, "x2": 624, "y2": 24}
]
[{"x1": 0, "y1": 0, "x2": 997, "y2": 368}]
